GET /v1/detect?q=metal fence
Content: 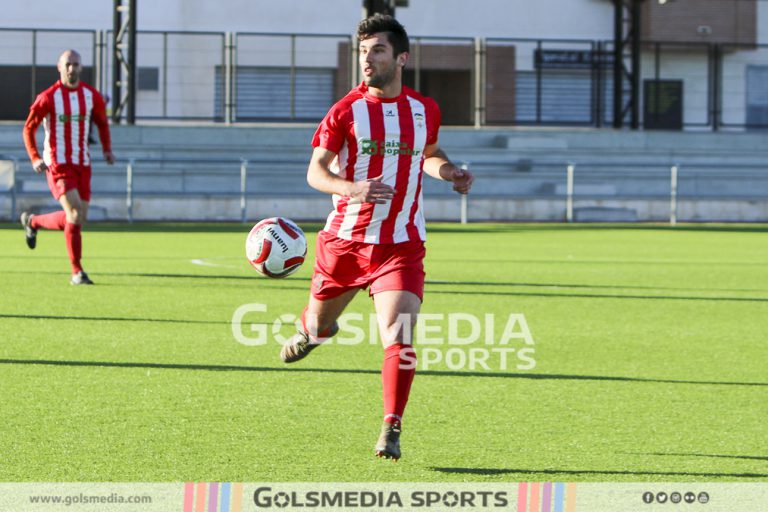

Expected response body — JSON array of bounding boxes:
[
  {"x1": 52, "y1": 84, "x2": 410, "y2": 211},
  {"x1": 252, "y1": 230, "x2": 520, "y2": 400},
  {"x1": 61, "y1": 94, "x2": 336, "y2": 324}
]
[
  {"x1": 105, "y1": 30, "x2": 228, "y2": 121},
  {"x1": 3, "y1": 156, "x2": 766, "y2": 223},
  {"x1": 3, "y1": 27, "x2": 768, "y2": 130},
  {"x1": 231, "y1": 33, "x2": 353, "y2": 122}
]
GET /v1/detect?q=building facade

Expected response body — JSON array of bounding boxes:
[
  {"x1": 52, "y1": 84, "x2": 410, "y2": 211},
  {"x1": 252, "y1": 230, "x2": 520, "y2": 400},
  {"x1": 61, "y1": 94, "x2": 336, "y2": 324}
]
[{"x1": 1, "y1": 0, "x2": 766, "y2": 130}]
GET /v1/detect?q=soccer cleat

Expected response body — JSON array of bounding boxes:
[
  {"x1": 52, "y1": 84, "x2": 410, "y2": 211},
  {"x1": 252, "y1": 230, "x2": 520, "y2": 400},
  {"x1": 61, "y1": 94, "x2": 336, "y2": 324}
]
[
  {"x1": 375, "y1": 421, "x2": 402, "y2": 461},
  {"x1": 70, "y1": 271, "x2": 94, "y2": 285},
  {"x1": 20, "y1": 212, "x2": 37, "y2": 249},
  {"x1": 280, "y1": 322, "x2": 338, "y2": 363}
]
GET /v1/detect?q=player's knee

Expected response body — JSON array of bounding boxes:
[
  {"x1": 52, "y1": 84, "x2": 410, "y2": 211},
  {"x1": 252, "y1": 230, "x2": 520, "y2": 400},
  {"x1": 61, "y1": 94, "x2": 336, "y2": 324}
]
[
  {"x1": 379, "y1": 317, "x2": 416, "y2": 345},
  {"x1": 68, "y1": 208, "x2": 83, "y2": 225}
]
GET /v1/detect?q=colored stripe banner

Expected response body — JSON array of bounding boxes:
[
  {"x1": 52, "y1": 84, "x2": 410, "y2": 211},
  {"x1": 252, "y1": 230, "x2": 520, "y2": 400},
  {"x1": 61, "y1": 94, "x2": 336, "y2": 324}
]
[
  {"x1": 518, "y1": 481, "x2": 576, "y2": 512},
  {"x1": 0, "y1": 482, "x2": 766, "y2": 511},
  {"x1": 185, "y1": 483, "x2": 243, "y2": 512}
]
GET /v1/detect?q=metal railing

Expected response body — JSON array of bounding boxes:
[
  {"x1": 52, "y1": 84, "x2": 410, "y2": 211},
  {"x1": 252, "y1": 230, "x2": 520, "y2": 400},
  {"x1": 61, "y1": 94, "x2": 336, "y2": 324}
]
[
  {"x1": 0, "y1": 28, "x2": 98, "y2": 121},
  {"x1": 232, "y1": 32, "x2": 353, "y2": 123},
  {"x1": 0, "y1": 156, "x2": 19, "y2": 219},
  {"x1": 105, "y1": 30, "x2": 229, "y2": 121},
  {"x1": 3, "y1": 157, "x2": 766, "y2": 223},
  {"x1": 119, "y1": 157, "x2": 312, "y2": 222}
]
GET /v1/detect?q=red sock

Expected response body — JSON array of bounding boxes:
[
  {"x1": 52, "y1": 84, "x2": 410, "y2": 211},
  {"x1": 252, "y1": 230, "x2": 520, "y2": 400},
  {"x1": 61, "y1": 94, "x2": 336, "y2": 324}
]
[
  {"x1": 381, "y1": 343, "x2": 417, "y2": 424},
  {"x1": 30, "y1": 210, "x2": 66, "y2": 230},
  {"x1": 64, "y1": 223, "x2": 83, "y2": 274}
]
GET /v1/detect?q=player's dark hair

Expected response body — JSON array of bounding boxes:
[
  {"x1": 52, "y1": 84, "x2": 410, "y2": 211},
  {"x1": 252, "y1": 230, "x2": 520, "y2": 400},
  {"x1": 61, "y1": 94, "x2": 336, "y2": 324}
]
[{"x1": 357, "y1": 14, "x2": 409, "y2": 56}]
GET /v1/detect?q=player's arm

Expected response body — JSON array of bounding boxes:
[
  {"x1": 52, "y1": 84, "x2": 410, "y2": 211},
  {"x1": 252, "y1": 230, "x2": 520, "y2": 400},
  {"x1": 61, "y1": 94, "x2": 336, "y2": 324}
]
[
  {"x1": 307, "y1": 146, "x2": 394, "y2": 204},
  {"x1": 422, "y1": 143, "x2": 474, "y2": 194},
  {"x1": 22, "y1": 109, "x2": 48, "y2": 174},
  {"x1": 92, "y1": 93, "x2": 115, "y2": 165}
]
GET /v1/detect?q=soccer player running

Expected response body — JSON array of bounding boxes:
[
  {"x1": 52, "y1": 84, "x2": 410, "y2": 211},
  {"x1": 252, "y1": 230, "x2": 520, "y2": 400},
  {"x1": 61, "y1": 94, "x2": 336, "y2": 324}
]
[
  {"x1": 280, "y1": 15, "x2": 474, "y2": 460},
  {"x1": 21, "y1": 49, "x2": 115, "y2": 285}
]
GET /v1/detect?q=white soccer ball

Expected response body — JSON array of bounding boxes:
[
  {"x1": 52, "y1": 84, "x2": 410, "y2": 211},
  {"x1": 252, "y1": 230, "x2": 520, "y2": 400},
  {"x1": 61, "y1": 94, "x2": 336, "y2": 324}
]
[{"x1": 245, "y1": 217, "x2": 307, "y2": 278}]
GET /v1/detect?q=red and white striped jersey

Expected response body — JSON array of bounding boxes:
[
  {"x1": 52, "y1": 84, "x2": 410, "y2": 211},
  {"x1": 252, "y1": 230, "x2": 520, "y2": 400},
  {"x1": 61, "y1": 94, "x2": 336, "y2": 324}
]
[
  {"x1": 24, "y1": 80, "x2": 111, "y2": 167},
  {"x1": 312, "y1": 83, "x2": 441, "y2": 244}
]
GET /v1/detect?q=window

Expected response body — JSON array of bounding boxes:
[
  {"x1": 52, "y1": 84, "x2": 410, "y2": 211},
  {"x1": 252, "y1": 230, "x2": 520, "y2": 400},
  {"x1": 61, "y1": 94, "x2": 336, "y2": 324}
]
[
  {"x1": 746, "y1": 65, "x2": 768, "y2": 128},
  {"x1": 137, "y1": 67, "x2": 160, "y2": 92},
  {"x1": 515, "y1": 70, "x2": 611, "y2": 125},
  {"x1": 215, "y1": 66, "x2": 334, "y2": 121}
]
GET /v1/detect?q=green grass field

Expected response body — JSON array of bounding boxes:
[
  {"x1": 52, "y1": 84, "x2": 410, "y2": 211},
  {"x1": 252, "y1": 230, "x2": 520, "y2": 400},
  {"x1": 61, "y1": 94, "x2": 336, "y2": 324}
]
[{"x1": 1, "y1": 222, "x2": 766, "y2": 483}]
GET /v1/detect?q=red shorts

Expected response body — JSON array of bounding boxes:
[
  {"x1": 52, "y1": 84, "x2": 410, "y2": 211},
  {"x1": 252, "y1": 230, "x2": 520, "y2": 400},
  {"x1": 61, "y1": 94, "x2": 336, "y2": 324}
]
[
  {"x1": 46, "y1": 164, "x2": 92, "y2": 202},
  {"x1": 312, "y1": 230, "x2": 426, "y2": 301}
]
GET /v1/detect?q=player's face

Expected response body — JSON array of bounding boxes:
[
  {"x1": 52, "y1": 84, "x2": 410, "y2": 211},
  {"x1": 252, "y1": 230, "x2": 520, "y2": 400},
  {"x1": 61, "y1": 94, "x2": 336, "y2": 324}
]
[
  {"x1": 58, "y1": 52, "x2": 82, "y2": 88},
  {"x1": 359, "y1": 33, "x2": 405, "y2": 90}
]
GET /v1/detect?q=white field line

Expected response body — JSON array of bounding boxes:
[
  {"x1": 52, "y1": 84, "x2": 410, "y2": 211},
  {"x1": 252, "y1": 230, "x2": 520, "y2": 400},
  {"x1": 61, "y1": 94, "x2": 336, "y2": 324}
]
[{"x1": 190, "y1": 258, "x2": 240, "y2": 269}]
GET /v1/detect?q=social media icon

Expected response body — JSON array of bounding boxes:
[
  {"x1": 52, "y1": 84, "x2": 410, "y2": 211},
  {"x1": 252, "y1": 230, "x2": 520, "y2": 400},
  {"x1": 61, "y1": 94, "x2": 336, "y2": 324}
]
[
  {"x1": 671, "y1": 492, "x2": 682, "y2": 504},
  {"x1": 698, "y1": 492, "x2": 710, "y2": 504},
  {"x1": 643, "y1": 492, "x2": 654, "y2": 504},
  {"x1": 657, "y1": 492, "x2": 668, "y2": 503}
]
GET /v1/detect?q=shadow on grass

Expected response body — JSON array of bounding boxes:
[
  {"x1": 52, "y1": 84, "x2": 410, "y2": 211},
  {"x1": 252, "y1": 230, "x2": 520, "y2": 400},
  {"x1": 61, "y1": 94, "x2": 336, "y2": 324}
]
[
  {"x1": 0, "y1": 270, "x2": 311, "y2": 291},
  {"x1": 427, "y1": 257, "x2": 768, "y2": 268},
  {"x1": 431, "y1": 466, "x2": 768, "y2": 479},
  {"x1": 112, "y1": 272, "x2": 291, "y2": 281},
  {"x1": 0, "y1": 313, "x2": 247, "y2": 325},
  {"x1": 0, "y1": 358, "x2": 765, "y2": 387},
  {"x1": 628, "y1": 452, "x2": 768, "y2": 462},
  {"x1": 428, "y1": 288, "x2": 768, "y2": 303},
  {"x1": 426, "y1": 279, "x2": 768, "y2": 294},
  {"x1": 3, "y1": 269, "x2": 767, "y2": 301},
  {"x1": 0, "y1": 268, "x2": 309, "y2": 281}
]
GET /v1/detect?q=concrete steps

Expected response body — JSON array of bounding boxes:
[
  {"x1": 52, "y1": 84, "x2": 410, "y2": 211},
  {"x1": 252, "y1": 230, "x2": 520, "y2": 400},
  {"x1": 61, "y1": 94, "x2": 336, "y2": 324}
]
[
  {"x1": 3, "y1": 122, "x2": 768, "y2": 168},
  {"x1": 2, "y1": 124, "x2": 766, "y2": 214}
]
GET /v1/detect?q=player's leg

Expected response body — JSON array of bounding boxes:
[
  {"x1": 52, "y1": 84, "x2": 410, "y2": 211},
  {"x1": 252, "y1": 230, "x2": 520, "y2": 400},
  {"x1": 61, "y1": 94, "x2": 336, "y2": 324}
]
[
  {"x1": 372, "y1": 289, "x2": 420, "y2": 460},
  {"x1": 280, "y1": 288, "x2": 358, "y2": 363},
  {"x1": 80, "y1": 200, "x2": 90, "y2": 224},
  {"x1": 21, "y1": 173, "x2": 68, "y2": 248},
  {"x1": 59, "y1": 188, "x2": 92, "y2": 284},
  {"x1": 281, "y1": 231, "x2": 366, "y2": 362},
  {"x1": 368, "y1": 239, "x2": 425, "y2": 460},
  {"x1": 20, "y1": 211, "x2": 43, "y2": 249}
]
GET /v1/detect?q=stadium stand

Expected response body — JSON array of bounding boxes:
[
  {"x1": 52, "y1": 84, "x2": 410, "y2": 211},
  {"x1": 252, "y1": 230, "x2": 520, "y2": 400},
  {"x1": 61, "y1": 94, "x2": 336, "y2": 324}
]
[{"x1": 1, "y1": 123, "x2": 767, "y2": 222}]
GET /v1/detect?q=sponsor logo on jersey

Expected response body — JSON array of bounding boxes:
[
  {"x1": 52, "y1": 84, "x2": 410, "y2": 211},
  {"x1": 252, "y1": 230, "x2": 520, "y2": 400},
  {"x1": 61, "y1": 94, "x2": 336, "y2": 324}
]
[
  {"x1": 361, "y1": 139, "x2": 421, "y2": 157},
  {"x1": 58, "y1": 114, "x2": 88, "y2": 123}
]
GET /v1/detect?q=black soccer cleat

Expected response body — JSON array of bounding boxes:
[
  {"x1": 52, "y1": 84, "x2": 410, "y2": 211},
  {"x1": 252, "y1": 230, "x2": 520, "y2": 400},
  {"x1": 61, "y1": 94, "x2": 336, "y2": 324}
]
[
  {"x1": 375, "y1": 421, "x2": 402, "y2": 461},
  {"x1": 280, "y1": 322, "x2": 338, "y2": 363},
  {"x1": 70, "y1": 271, "x2": 94, "y2": 285},
  {"x1": 20, "y1": 212, "x2": 37, "y2": 249}
]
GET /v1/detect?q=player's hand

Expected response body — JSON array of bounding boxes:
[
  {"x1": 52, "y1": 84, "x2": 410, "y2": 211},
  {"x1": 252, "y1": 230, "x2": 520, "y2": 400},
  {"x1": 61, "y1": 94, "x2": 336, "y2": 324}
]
[
  {"x1": 32, "y1": 159, "x2": 48, "y2": 174},
  {"x1": 104, "y1": 151, "x2": 116, "y2": 165},
  {"x1": 449, "y1": 167, "x2": 474, "y2": 194},
  {"x1": 350, "y1": 175, "x2": 395, "y2": 204}
]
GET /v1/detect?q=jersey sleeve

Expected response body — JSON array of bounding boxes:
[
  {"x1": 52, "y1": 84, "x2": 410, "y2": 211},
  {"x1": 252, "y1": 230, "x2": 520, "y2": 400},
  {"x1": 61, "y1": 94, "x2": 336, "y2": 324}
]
[
  {"x1": 311, "y1": 103, "x2": 347, "y2": 154},
  {"x1": 90, "y1": 91, "x2": 112, "y2": 153},
  {"x1": 22, "y1": 93, "x2": 51, "y2": 163},
  {"x1": 425, "y1": 97, "x2": 441, "y2": 146}
]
